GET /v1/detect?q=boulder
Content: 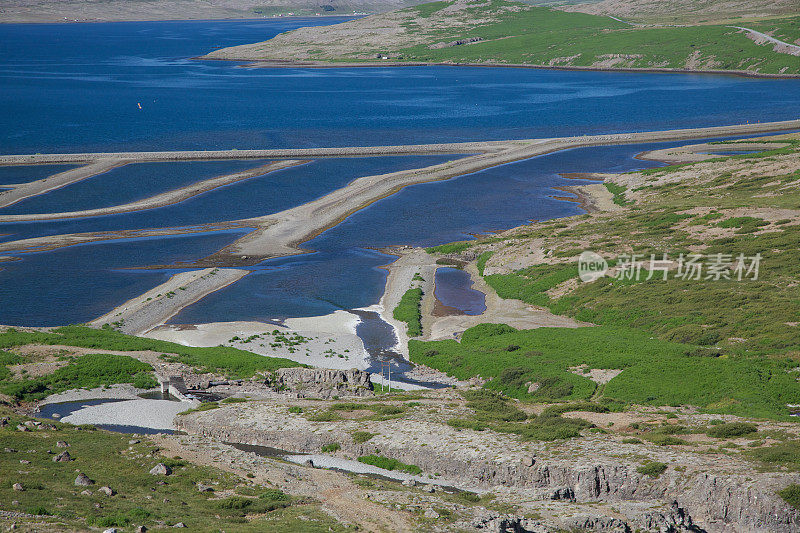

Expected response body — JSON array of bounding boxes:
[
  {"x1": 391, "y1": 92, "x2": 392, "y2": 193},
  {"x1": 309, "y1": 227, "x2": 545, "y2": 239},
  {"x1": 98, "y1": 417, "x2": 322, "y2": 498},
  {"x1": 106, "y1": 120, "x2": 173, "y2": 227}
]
[
  {"x1": 196, "y1": 483, "x2": 214, "y2": 493},
  {"x1": 173, "y1": 522, "x2": 187, "y2": 528},
  {"x1": 402, "y1": 479, "x2": 416, "y2": 487},
  {"x1": 55, "y1": 441, "x2": 69, "y2": 448},
  {"x1": 12, "y1": 483, "x2": 24, "y2": 492},
  {"x1": 16, "y1": 424, "x2": 29, "y2": 432},
  {"x1": 53, "y1": 450, "x2": 72, "y2": 462},
  {"x1": 81, "y1": 490, "x2": 93, "y2": 496},
  {"x1": 19, "y1": 460, "x2": 30, "y2": 465},
  {"x1": 74, "y1": 473, "x2": 95, "y2": 486},
  {"x1": 424, "y1": 508, "x2": 440, "y2": 519},
  {"x1": 135, "y1": 526, "x2": 148, "y2": 533},
  {"x1": 98, "y1": 486, "x2": 116, "y2": 496},
  {"x1": 149, "y1": 463, "x2": 172, "y2": 476}
]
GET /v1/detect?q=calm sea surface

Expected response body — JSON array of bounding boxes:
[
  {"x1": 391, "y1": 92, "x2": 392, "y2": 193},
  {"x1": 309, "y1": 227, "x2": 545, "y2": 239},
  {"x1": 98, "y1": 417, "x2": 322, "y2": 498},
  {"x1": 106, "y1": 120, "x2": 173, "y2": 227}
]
[{"x1": 1, "y1": 18, "x2": 799, "y2": 324}]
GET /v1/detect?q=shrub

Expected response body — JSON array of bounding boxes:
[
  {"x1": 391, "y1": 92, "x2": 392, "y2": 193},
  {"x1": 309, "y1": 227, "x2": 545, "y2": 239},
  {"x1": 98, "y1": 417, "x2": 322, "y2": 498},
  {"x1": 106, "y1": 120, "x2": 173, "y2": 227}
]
[
  {"x1": 288, "y1": 406, "x2": 302, "y2": 414},
  {"x1": 218, "y1": 496, "x2": 252, "y2": 510},
  {"x1": 461, "y1": 323, "x2": 516, "y2": 343},
  {"x1": 393, "y1": 288, "x2": 424, "y2": 337},
  {"x1": 352, "y1": 431, "x2": 377, "y2": 443},
  {"x1": 259, "y1": 489, "x2": 290, "y2": 502},
  {"x1": 221, "y1": 397, "x2": 248, "y2": 404},
  {"x1": 321, "y1": 443, "x2": 341, "y2": 453},
  {"x1": 637, "y1": 461, "x2": 667, "y2": 478},
  {"x1": 778, "y1": 484, "x2": 800, "y2": 509},
  {"x1": 357, "y1": 455, "x2": 422, "y2": 475},
  {"x1": 707, "y1": 422, "x2": 758, "y2": 439}
]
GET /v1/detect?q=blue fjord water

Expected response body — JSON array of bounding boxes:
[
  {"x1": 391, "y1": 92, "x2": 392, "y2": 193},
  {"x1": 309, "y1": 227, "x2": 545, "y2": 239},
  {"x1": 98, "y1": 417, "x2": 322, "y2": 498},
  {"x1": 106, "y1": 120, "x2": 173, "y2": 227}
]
[{"x1": 1, "y1": 18, "x2": 800, "y2": 325}]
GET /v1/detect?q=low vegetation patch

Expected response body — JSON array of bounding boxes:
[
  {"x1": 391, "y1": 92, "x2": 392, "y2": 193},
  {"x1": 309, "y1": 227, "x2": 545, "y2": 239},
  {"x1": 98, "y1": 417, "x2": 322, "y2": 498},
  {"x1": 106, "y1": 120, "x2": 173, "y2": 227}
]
[
  {"x1": 0, "y1": 326, "x2": 302, "y2": 380},
  {"x1": 778, "y1": 484, "x2": 800, "y2": 509},
  {"x1": 393, "y1": 288, "x2": 423, "y2": 337},
  {"x1": 636, "y1": 461, "x2": 668, "y2": 478},
  {"x1": 357, "y1": 455, "x2": 422, "y2": 475},
  {"x1": 1, "y1": 353, "x2": 156, "y2": 401},
  {"x1": 706, "y1": 422, "x2": 758, "y2": 439},
  {"x1": 0, "y1": 408, "x2": 343, "y2": 532}
]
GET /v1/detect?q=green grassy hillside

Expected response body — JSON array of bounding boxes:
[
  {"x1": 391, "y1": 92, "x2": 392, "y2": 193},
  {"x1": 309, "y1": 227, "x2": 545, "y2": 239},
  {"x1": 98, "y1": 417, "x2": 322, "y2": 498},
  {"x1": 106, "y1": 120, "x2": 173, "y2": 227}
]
[
  {"x1": 207, "y1": 0, "x2": 800, "y2": 75},
  {"x1": 416, "y1": 138, "x2": 800, "y2": 419}
]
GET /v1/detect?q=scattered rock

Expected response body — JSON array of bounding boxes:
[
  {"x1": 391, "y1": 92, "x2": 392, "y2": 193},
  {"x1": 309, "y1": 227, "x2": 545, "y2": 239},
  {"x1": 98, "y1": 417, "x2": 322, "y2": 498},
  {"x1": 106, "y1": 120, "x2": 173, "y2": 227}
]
[
  {"x1": 103, "y1": 528, "x2": 118, "y2": 533},
  {"x1": 99, "y1": 486, "x2": 116, "y2": 496},
  {"x1": 424, "y1": 508, "x2": 440, "y2": 519},
  {"x1": 55, "y1": 441, "x2": 69, "y2": 448},
  {"x1": 19, "y1": 459, "x2": 30, "y2": 464},
  {"x1": 173, "y1": 523, "x2": 186, "y2": 528},
  {"x1": 149, "y1": 463, "x2": 172, "y2": 476},
  {"x1": 0, "y1": 417, "x2": 8, "y2": 427},
  {"x1": 129, "y1": 439, "x2": 140, "y2": 445},
  {"x1": 12, "y1": 483, "x2": 24, "y2": 492},
  {"x1": 53, "y1": 450, "x2": 72, "y2": 462},
  {"x1": 4, "y1": 448, "x2": 17, "y2": 453},
  {"x1": 81, "y1": 490, "x2": 93, "y2": 496},
  {"x1": 135, "y1": 526, "x2": 148, "y2": 533},
  {"x1": 402, "y1": 479, "x2": 416, "y2": 487},
  {"x1": 424, "y1": 485, "x2": 436, "y2": 493},
  {"x1": 304, "y1": 459, "x2": 315, "y2": 468},
  {"x1": 75, "y1": 473, "x2": 95, "y2": 486},
  {"x1": 196, "y1": 483, "x2": 214, "y2": 492},
  {"x1": 15, "y1": 424, "x2": 29, "y2": 432}
]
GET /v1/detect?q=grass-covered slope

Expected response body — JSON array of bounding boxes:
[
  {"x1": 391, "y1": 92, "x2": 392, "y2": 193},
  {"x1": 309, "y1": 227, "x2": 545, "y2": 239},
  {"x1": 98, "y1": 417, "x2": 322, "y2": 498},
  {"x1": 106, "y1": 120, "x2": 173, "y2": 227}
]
[
  {"x1": 413, "y1": 137, "x2": 800, "y2": 419},
  {"x1": 0, "y1": 326, "x2": 303, "y2": 401},
  {"x1": 206, "y1": 0, "x2": 800, "y2": 75},
  {"x1": 0, "y1": 407, "x2": 343, "y2": 531}
]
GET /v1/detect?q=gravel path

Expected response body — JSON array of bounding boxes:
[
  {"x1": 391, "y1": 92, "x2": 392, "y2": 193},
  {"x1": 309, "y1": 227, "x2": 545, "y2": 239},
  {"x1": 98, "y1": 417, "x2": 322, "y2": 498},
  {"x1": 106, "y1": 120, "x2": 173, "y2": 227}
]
[{"x1": 730, "y1": 26, "x2": 800, "y2": 55}]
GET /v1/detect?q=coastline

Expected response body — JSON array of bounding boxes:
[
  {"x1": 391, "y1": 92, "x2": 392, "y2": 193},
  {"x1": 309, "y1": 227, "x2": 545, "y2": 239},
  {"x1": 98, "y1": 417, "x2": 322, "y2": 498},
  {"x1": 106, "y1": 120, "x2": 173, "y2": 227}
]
[{"x1": 204, "y1": 57, "x2": 800, "y2": 80}]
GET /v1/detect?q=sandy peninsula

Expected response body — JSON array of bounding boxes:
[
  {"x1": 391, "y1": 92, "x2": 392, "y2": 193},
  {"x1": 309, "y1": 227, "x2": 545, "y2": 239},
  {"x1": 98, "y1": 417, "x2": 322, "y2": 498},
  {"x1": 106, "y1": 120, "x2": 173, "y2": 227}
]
[{"x1": 90, "y1": 268, "x2": 250, "y2": 335}]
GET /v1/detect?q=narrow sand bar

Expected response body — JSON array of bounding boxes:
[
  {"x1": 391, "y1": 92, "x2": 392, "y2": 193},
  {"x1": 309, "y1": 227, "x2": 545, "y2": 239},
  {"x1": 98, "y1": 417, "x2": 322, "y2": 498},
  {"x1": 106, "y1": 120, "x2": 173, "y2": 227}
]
[
  {"x1": 2, "y1": 120, "x2": 799, "y2": 263},
  {"x1": 90, "y1": 268, "x2": 250, "y2": 335},
  {"x1": 0, "y1": 159, "x2": 305, "y2": 223},
  {"x1": 0, "y1": 159, "x2": 128, "y2": 209}
]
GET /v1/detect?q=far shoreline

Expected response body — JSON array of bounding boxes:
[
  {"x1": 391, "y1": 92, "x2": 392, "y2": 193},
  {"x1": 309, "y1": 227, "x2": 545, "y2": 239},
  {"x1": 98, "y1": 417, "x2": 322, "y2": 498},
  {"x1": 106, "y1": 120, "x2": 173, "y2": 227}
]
[
  {"x1": 0, "y1": 14, "x2": 360, "y2": 26},
  {"x1": 197, "y1": 56, "x2": 800, "y2": 80}
]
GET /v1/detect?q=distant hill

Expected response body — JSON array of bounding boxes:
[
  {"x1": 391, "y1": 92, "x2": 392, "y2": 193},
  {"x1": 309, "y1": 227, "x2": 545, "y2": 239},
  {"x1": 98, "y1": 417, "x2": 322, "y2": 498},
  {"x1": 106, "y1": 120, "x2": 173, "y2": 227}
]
[
  {"x1": 0, "y1": 0, "x2": 428, "y2": 23},
  {"x1": 561, "y1": 0, "x2": 799, "y2": 24},
  {"x1": 205, "y1": 0, "x2": 800, "y2": 76}
]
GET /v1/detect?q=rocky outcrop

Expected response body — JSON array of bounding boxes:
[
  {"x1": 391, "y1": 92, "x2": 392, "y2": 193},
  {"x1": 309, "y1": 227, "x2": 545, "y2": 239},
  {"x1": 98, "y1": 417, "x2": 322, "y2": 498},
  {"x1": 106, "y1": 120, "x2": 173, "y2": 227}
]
[
  {"x1": 270, "y1": 367, "x2": 373, "y2": 399},
  {"x1": 177, "y1": 405, "x2": 800, "y2": 533}
]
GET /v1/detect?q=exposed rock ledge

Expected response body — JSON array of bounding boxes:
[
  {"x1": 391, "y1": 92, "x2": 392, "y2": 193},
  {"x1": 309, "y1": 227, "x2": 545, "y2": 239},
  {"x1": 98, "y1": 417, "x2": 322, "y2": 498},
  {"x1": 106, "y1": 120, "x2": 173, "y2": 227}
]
[
  {"x1": 269, "y1": 367, "x2": 374, "y2": 398},
  {"x1": 176, "y1": 403, "x2": 800, "y2": 532}
]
